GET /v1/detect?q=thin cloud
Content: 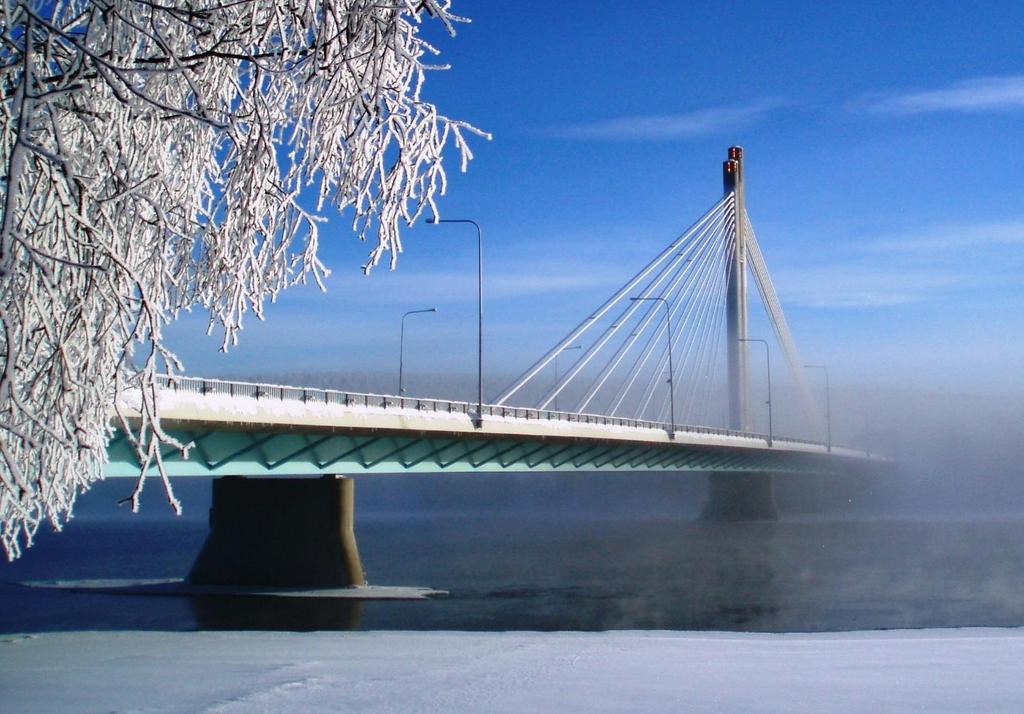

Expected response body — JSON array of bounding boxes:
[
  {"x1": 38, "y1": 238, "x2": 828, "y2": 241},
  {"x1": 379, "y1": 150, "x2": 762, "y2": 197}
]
[
  {"x1": 865, "y1": 220, "x2": 1024, "y2": 252},
  {"x1": 544, "y1": 100, "x2": 781, "y2": 141},
  {"x1": 867, "y1": 75, "x2": 1024, "y2": 115},
  {"x1": 774, "y1": 267, "x2": 960, "y2": 308},
  {"x1": 315, "y1": 265, "x2": 627, "y2": 305},
  {"x1": 767, "y1": 218, "x2": 1024, "y2": 309}
]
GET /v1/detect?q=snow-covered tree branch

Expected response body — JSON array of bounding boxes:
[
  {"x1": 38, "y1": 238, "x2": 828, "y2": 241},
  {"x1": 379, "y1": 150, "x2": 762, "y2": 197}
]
[{"x1": 0, "y1": 0, "x2": 487, "y2": 559}]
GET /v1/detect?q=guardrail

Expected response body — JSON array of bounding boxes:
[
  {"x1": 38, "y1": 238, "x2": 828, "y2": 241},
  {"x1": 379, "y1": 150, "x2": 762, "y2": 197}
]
[{"x1": 155, "y1": 374, "x2": 825, "y2": 449}]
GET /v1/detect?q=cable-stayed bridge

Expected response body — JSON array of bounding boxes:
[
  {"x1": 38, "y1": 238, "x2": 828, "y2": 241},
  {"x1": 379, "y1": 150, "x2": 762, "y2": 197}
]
[
  {"x1": 106, "y1": 147, "x2": 876, "y2": 590},
  {"x1": 492, "y1": 147, "x2": 818, "y2": 437}
]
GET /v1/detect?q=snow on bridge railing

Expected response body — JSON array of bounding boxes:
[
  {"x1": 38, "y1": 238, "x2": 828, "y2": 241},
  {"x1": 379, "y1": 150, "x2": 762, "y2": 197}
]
[{"x1": 155, "y1": 375, "x2": 825, "y2": 448}]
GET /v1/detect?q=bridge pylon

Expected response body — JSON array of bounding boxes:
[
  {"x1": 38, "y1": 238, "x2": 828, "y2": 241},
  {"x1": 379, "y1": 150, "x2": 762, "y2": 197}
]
[
  {"x1": 724, "y1": 146, "x2": 750, "y2": 432},
  {"x1": 706, "y1": 147, "x2": 779, "y2": 521},
  {"x1": 187, "y1": 475, "x2": 366, "y2": 588}
]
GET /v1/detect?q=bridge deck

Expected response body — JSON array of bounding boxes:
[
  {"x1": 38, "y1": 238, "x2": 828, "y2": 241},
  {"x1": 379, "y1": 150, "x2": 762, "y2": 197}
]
[{"x1": 106, "y1": 377, "x2": 871, "y2": 478}]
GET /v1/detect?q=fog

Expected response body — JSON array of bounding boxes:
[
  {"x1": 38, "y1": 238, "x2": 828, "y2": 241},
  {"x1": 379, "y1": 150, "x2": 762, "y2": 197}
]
[{"x1": 787, "y1": 383, "x2": 1024, "y2": 518}]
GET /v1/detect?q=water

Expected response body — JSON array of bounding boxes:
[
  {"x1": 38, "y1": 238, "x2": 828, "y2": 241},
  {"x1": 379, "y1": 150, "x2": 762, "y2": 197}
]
[{"x1": 3, "y1": 477, "x2": 1024, "y2": 633}]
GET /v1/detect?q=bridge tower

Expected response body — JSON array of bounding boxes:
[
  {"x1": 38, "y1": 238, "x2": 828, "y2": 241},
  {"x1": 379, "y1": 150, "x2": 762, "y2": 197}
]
[
  {"x1": 724, "y1": 146, "x2": 750, "y2": 432},
  {"x1": 703, "y1": 147, "x2": 778, "y2": 521}
]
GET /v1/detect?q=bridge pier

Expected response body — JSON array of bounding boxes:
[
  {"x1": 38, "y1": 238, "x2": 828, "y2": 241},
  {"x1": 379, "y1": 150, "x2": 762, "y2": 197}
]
[
  {"x1": 700, "y1": 472, "x2": 779, "y2": 521},
  {"x1": 188, "y1": 475, "x2": 366, "y2": 588}
]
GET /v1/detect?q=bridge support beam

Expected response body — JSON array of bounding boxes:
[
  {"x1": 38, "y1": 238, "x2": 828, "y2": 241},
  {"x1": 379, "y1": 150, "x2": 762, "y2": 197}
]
[
  {"x1": 188, "y1": 475, "x2": 366, "y2": 588},
  {"x1": 700, "y1": 472, "x2": 779, "y2": 521}
]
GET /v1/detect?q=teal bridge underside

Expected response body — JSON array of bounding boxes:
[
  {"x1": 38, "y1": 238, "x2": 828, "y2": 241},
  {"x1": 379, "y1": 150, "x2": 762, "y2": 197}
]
[{"x1": 106, "y1": 426, "x2": 847, "y2": 478}]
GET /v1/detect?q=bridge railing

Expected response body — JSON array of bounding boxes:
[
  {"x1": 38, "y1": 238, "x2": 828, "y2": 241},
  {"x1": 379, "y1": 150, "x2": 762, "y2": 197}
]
[{"x1": 155, "y1": 374, "x2": 823, "y2": 448}]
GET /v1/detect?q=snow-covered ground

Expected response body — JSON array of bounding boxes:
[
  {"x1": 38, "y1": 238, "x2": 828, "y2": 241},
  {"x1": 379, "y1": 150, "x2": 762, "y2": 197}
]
[{"x1": 2, "y1": 628, "x2": 1023, "y2": 712}]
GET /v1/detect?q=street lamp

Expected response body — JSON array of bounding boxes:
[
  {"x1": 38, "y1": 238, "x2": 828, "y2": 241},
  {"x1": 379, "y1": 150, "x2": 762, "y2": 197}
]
[
  {"x1": 399, "y1": 308, "x2": 437, "y2": 395},
  {"x1": 630, "y1": 296, "x2": 675, "y2": 439},
  {"x1": 553, "y1": 344, "x2": 582, "y2": 412},
  {"x1": 426, "y1": 217, "x2": 484, "y2": 426},
  {"x1": 740, "y1": 338, "x2": 772, "y2": 447},
  {"x1": 804, "y1": 364, "x2": 832, "y2": 452}
]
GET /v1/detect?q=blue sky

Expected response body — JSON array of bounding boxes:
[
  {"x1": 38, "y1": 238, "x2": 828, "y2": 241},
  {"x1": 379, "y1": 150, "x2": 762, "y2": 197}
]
[{"x1": 168, "y1": 1, "x2": 1024, "y2": 395}]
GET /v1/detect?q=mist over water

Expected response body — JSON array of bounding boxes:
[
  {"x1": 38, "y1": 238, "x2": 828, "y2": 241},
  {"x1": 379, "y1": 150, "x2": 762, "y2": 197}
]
[
  {"x1": 238, "y1": 369, "x2": 1024, "y2": 517},
  {"x1": 3, "y1": 377, "x2": 1024, "y2": 633},
  {"x1": 814, "y1": 384, "x2": 1024, "y2": 517}
]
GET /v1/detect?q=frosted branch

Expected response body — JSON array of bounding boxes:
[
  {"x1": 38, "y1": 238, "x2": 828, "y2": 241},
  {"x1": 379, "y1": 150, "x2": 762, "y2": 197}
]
[{"x1": 0, "y1": 0, "x2": 486, "y2": 558}]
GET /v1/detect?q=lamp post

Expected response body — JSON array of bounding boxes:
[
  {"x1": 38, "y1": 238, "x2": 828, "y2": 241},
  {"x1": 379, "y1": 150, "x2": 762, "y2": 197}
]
[
  {"x1": 426, "y1": 217, "x2": 484, "y2": 426},
  {"x1": 630, "y1": 296, "x2": 675, "y2": 439},
  {"x1": 399, "y1": 308, "x2": 437, "y2": 395},
  {"x1": 740, "y1": 338, "x2": 772, "y2": 447},
  {"x1": 804, "y1": 364, "x2": 832, "y2": 452},
  {"x1": 553, "y1": 344, "x2": 582, "y2": 412}
]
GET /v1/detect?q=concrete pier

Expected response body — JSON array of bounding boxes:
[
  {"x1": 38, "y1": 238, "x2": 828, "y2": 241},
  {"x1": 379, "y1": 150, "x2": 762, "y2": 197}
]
[
  {"x1": 188, "y1": 475, "x2": 366, "y2": 588},
  {"x1": 700, "y1": 472, "x2": 779, "y2": 521}
]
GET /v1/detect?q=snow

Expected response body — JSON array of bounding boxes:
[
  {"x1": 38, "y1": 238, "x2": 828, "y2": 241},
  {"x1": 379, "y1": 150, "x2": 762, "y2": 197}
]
[
  {"x1": 2, "y1": 628, "x2": 1023, "y2": 712},
  {"x1": 1, "y1": 1, "x2": 486, "y2": 561},
  {"x1": 127, "y1": 386, "x2": 855, "y2": 457},
  {"x1": 150, "y1": 387, "x2": 474, "y2": 424}
]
